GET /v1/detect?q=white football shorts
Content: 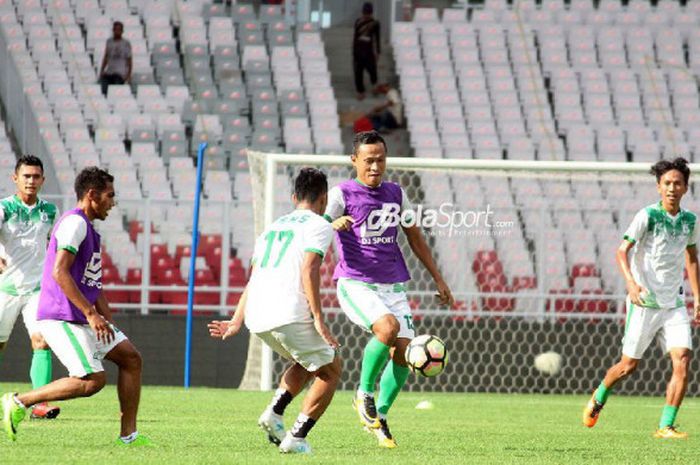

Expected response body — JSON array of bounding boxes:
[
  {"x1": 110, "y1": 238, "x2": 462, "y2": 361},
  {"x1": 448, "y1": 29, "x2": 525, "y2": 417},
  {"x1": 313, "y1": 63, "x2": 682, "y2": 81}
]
[
  {"x1": 256, "y1": 321, "x2": 336, "y2": 372},
  {"x1": 622, "y1": 297, "x2": 692, "y2": 359},
  {"x1": 0, "y1": 291, "x2": 41, "y2": 343},
  {"x1": 336, "y1": 278, "x2": 415, "y2": 339},
  {"x1": 38, "y1": 319, "x2": 128, "y2": 377}
]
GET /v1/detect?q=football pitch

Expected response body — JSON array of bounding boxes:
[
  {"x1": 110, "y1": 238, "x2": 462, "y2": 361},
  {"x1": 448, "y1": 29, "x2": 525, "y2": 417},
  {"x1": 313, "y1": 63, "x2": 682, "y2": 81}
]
[{"x1": 1, "y1": 384, "x2": 699, "y2": 465}]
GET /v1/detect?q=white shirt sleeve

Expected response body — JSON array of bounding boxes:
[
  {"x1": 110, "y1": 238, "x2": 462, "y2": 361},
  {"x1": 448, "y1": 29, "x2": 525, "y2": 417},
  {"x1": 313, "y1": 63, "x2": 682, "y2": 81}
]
[
  {"x1": 623, "y1": 209, "x2": 648, "y2": 244},
  {"x1": 251, "y1": 231, "x2": 266, "y2": 265},
  {"x1": 323, "y1": 186, "x2": 345, "y2": 222},
  {"x1": 689, "y1": 217, "x2": 699, "y2": 247},
  {"x1": 304, "y1": 219, "x2": 333, "y2": 258},
  {"x1": 55, "y1": 214, "x2": 87, "y2": 254},
  {"x1": 0, "y1": 205, "x2": 4, "y2": 229}
]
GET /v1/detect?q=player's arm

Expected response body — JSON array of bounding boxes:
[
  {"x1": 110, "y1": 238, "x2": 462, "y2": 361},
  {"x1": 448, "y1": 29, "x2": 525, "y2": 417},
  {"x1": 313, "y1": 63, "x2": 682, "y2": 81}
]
[
  {"x1": 209, "y1": 261, "x2": 256, "y2": 340},
  {"x1": 616, "y1": 239, "x2": 644, "y2": 306},
  {"x1": 302, "y1": 251, "x2": 339, "y2": 348},
  {"x1": 52, "y1": 250, "x2": 113, "y2": 342},
  {"x1": 126, "y1": 44, "x2": 133, "y2": 83},
  {"x1": 208, "y1": 282, "x2": 249, "y2": 340},
  {"x1": 99, "y1": 44, "x2": 108, "y2": 76},
  {"x1": 95, "y1": 291, "x2": 114, "y2": 324},
  {"x1": 685, "y1": 245, "x2": 700, "y2": 323},
  {"x1": 402, "y1": 225, "x2": 454, "y2": 307}
]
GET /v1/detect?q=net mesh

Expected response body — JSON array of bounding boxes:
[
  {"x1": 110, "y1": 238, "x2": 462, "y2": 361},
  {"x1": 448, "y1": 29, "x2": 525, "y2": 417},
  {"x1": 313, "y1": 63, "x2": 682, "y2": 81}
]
[{"x1": 241, "y1": 152, "x2": 700, "y2": 394}]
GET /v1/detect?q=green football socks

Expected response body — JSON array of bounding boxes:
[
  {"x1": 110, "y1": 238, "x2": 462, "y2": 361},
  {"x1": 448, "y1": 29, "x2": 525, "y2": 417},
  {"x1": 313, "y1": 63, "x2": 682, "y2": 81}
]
[
  {"x1": 30, "y1": 349, "x2": 52, "y2": 389},
  {"x1": 659, "y1": 404, "x2": 679, "y2": 429},
  {"x1": 594, "y1": 381, "x2": 610, "y2": 404},
  {"x1": 377, "y1": 360, "x2": 410, "y2": 415},
  {"x1": 359, "y1": 337, "x2": 390, "y2": 394}
]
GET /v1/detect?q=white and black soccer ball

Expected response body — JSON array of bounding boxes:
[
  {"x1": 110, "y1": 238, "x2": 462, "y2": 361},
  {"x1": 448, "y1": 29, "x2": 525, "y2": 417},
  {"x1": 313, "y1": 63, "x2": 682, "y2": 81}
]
[{"x1": 405, "y1": 335, "x2": 448, "y2": 377}]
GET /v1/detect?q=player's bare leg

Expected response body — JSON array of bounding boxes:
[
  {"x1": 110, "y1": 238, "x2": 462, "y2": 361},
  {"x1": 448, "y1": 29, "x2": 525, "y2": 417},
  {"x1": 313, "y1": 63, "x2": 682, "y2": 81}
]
[
  {"x1": 28, "y1": 332, "x2": 60, "y2": 419},
  {"x1": 280, "y1": 356, "x2": 341, "y2": 454},
  {"x1": 299, "y1": 356, "x2": 341, "y2": 419},
  {"x1": 105, "y1": 340, "x2": 143, "y2": 438},
  {"x1": 583, "y1": 356, "x2": 639, "y2": 427},
  {"x1": 655, "y1": 348, "x2": 690, "y2": 439},
  {"x1": 259, "y1": 362, "x2": 314, "y2": 445},
  {"x1": 18, "y1": 372, "x2": 106, "y2": 406}
]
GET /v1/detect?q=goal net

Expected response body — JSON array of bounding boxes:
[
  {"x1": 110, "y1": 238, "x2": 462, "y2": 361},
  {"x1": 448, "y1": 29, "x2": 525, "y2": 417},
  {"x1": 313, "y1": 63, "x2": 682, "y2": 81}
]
[{"x1": 240, "y1": 151, "x2": 700, "y2": 395}]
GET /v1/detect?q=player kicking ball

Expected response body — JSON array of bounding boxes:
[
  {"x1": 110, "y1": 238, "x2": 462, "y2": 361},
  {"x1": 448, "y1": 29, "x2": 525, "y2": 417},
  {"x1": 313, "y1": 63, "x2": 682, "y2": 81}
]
[
  {"x1": 0, "y1": 156, "x2": 61, "y2": 419},
  {"x1": 324, "y1": 131, "x2": 454, "y2": 448},
  {"x1": 583, "y1": 157, "x2": 700, "y2": 438},
  {"x1": 209, "y1": 168, "x2": 341, "y2": 454},
  {"x1": 1, "y1": 167, "x2": 149, "y2": 445}
]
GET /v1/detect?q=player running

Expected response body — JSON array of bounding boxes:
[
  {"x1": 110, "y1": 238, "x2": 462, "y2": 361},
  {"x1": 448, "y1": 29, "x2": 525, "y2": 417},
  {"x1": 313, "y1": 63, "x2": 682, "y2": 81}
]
[
  {"x1": 0, "y1": 155, "x2": 60, "y2": 419},
  {"x1": 208, "y1": 167, "x2": 341, "y2": 454},
  {"x1": 324, "y1": 130, "x2": 454, "y2": 448},
  {"x1": 583, "y1": 157, "x2": 700, "y2": 438},
  {"x1": 1, "y1": 167, "x2": 149, "y2": 445}
]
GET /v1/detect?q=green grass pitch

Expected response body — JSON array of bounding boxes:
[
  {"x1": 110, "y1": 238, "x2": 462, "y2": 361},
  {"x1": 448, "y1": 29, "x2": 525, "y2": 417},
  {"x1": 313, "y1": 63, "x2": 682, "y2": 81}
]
[{"x1": 1, "y1": 383, "x2": 699, "y2": 465}]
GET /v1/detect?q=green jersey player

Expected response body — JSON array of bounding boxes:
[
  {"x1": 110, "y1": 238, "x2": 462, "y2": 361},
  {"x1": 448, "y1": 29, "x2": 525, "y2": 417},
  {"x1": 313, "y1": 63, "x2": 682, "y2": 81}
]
[
  {"x1": 0, "y1": 156, "x2": 60, "y2": 419},
  {"x1": 583, "y1": 157, "x2": 700, "y2": 438}
]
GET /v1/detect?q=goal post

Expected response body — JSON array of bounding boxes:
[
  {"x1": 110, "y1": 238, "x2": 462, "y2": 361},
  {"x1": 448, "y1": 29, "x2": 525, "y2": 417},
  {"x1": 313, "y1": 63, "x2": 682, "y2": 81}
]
[{"x1": 239, "y1": 150, "x2": 700, "y2": 395}]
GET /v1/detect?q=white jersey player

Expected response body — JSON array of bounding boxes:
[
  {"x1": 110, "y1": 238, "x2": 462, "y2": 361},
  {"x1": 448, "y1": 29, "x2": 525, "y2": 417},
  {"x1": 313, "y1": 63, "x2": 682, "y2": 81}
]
[
  {"x1": 583, "y1": 157, "x2": 700, "y2": 439},
  {"x1": 0, "y1": 155, "x2": 60, "y2": 419},
  {"x1": 209, "y1": 168, "x2": 341, "y2": 454}
]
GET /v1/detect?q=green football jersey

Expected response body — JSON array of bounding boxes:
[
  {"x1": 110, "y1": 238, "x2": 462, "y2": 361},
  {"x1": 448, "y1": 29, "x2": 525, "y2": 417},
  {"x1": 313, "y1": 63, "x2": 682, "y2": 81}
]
[
  {"x1": 0, "y1": 195, "x2": 58, "y2": 296},
  {"x1": 624, "y1": 202, "x2": 698, "y2": 309}
]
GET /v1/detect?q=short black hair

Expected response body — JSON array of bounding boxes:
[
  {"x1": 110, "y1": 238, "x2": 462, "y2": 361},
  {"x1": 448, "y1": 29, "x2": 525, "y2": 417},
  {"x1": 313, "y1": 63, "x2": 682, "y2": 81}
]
[
  {"x1": 352, "y1": 130, "x2": 387, "y2": 156},
  {"x1": 15, "y1": 155, "x2": 43, "y2": 174},
  {"x1": 650, "y1": 157, "x2": 690, "y2": 185},
  {"x1": 113, "y1": 21, "x2": 123, "y2": 29},
  {"x1": 74, "y1": 166, "x2": 114, "y2": 201},
  {"x1": 294, "y1": 167, "x2": 328, "y2": 203},
  {"x1": 362, "y1": 2, "x2": 373, "y2": 14}
]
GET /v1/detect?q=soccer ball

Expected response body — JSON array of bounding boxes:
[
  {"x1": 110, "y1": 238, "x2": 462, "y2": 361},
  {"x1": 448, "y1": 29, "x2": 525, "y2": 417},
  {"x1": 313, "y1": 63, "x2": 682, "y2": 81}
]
[
  {"x1": 405, "y1": 335, "x2": 448, "y2": 377},
  {"x1": 534, "y1": 351, "x2": 562, "y2": 376}
]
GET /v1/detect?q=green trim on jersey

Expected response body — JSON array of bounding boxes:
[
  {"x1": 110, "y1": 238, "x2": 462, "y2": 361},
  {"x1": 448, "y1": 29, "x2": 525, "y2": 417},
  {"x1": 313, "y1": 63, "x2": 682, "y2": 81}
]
[
  {"x1": 323, "y1": 214, "x2": 333, "y2": 223},
  {"x1": 304, "y1": 247, "x2": 325, "y2": 258},
  {"x1": 645, "y1": 202, "x2": 697, "y2": 240},
  {"x1": 58, "y1": 245, "x2": 78, "y2": 254},
  {"x1": 0, "y1": 195, "x2": 58, "y2": 225},
  {"x1": 623, "y1": 235, "x2": 636, "y2": 244},
  {"x1": 61, "y1": 322, "x2": 93, "y2": 375},
  {"x1": 0, "y1": 195, "x2": 58, "y2": 296},
  {"x1": 343, "y1": 278, "x2": 405, "y2": 293},
  {"x1": 0, "y1": 281, "x2": 18, "y2": 296}
]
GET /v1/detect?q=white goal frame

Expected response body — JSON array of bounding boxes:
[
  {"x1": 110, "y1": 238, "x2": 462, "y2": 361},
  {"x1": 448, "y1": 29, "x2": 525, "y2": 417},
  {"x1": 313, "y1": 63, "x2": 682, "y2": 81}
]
[{"x1": 242, "y1": 150, "x2": 699, "y2": 391}]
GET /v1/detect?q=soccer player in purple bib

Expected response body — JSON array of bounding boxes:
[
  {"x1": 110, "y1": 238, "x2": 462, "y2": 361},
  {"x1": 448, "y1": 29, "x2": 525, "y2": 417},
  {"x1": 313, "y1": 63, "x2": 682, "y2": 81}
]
[
  {"x1": 1, "y1": 167, "x2": 149, "y2": 446},
  {"x1": 324, "y1": 131, "x2": 454, "y2": 447}
]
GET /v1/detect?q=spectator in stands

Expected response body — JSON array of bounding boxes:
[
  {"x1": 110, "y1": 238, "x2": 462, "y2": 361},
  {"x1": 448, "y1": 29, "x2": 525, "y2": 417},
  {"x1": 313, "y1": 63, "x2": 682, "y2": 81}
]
[
  {"x1": 353, "y1": 2, "x2": 381, "y2": 100},
  {"x1": 99, "y1": 21, "x2": 132, "y2": 96},
  {"x1": 367, "y1": 84, "x2": 403, "y2": 133}
]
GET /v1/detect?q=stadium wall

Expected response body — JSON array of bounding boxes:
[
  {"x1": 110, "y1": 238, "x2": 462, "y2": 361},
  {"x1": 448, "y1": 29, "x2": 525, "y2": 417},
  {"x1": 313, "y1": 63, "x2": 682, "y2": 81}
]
[{"x1": 1, "y1": 314, "x2": 249, "y2": 388}]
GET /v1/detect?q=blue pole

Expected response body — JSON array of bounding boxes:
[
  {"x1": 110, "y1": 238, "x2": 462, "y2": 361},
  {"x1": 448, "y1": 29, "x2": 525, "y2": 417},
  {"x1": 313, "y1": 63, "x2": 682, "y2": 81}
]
[{"x1": 184, "y1": 142, "x2": 207, "y2": 388}]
